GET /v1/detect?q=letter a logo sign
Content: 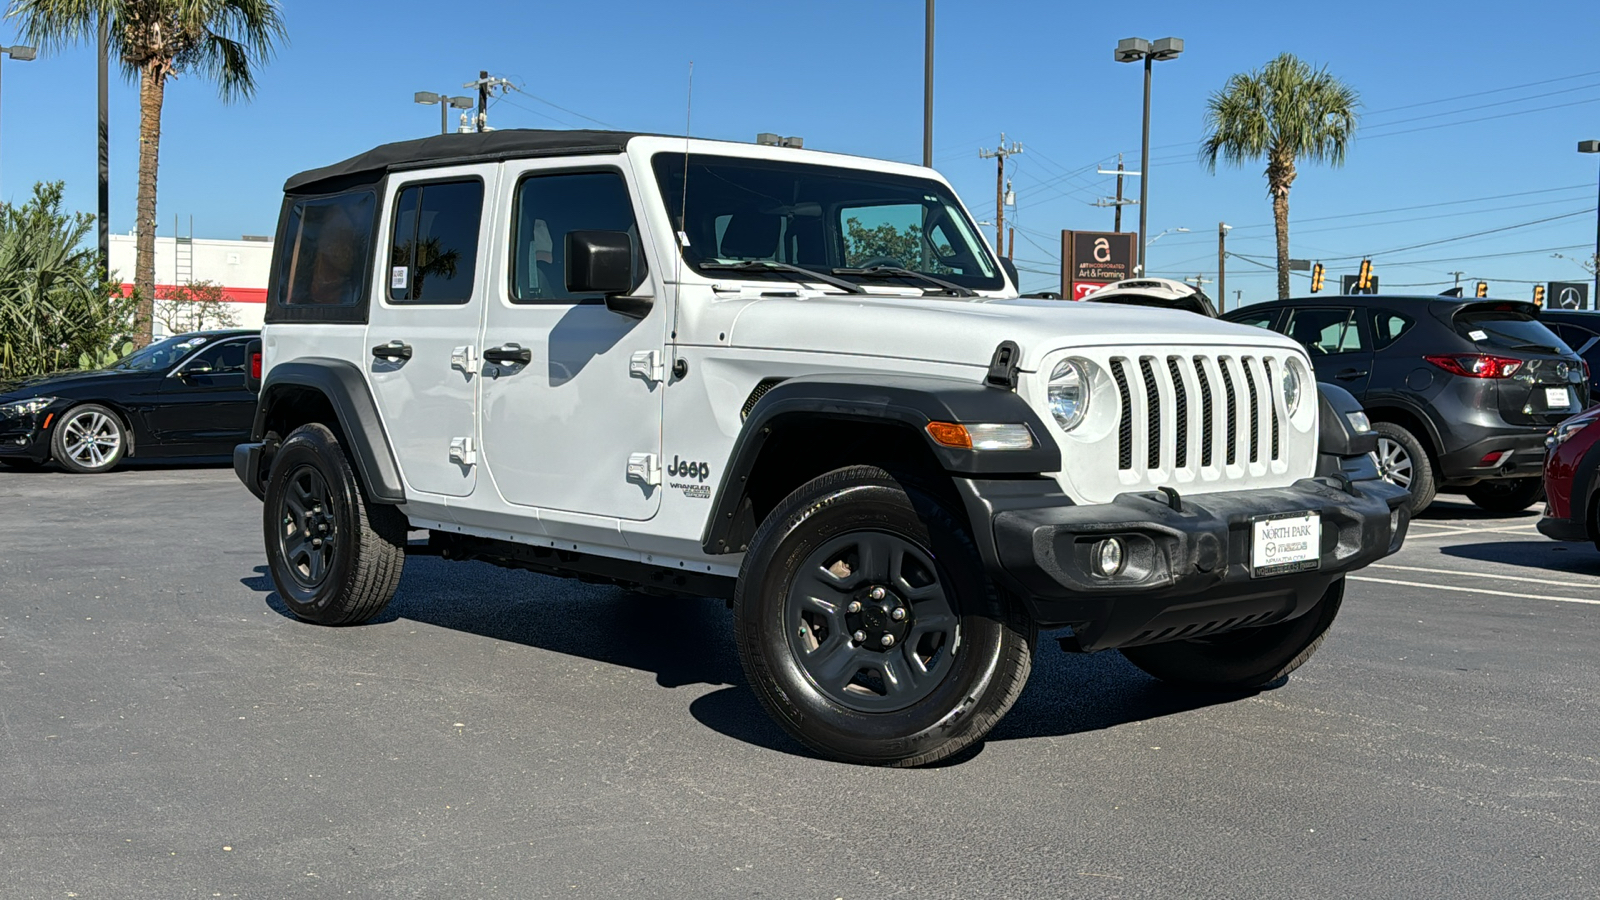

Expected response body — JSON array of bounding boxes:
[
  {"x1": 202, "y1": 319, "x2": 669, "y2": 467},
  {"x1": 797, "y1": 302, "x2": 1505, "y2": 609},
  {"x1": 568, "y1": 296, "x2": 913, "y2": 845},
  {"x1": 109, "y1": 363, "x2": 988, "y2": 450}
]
[{"x1": 1093, "y1": 237, "x2": 1111, "y2": 263}]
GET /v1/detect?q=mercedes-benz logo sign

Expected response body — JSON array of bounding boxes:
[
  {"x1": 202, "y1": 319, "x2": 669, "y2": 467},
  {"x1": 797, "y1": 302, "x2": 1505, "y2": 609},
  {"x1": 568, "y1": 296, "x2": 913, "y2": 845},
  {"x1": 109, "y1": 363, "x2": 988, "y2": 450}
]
[{"x1": 1559, "y1": 287, "x2": 1583, "y2": 309}]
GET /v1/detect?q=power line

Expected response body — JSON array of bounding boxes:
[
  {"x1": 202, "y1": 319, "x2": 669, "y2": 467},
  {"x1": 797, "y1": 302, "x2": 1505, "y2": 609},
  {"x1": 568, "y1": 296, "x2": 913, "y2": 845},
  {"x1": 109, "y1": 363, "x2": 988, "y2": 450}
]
[
  {"x1": 504, "y1": 83, "x2": 615, "y2": 129},
  {"x1": 1362, "y1": 80, "x2": 1600, "y2": 128},
  {"x1": 1362, "y1": 95, "x2": 1600, "y2": 140},
  {"x1": 1362, "y1": 68, "x2": 1600, "y2": 117},
  {"x1": 1323, "y1": 208, "x2": 1595, "y2": 260}
]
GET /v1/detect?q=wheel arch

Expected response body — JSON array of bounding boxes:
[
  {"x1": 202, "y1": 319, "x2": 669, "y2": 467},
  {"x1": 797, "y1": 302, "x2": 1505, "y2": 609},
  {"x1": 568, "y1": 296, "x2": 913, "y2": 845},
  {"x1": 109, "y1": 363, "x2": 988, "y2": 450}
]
[
  {"x1": 700, "y1": 374, "x2": 1059, "y2": 555},
  {"x1": 252, "y1": 358, "x2": 405, "y2": 504},
  {"x1": 1362, "y1": 401, "x2": 1442, "y2": 463},
  {"x1": 53, "y1": 399, "x2": 139, "y2": 459}
]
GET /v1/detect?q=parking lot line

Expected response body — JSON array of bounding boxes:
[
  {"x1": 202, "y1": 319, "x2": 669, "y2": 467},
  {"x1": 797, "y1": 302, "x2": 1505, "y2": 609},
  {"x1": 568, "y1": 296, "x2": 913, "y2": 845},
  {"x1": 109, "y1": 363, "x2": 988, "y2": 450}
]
[
  {"x1": 1402, "y1": 523, "x2": 1541, "y2": 539},
  {"x1": 1370, "y1": 563, "x2": 1600, "y2": 589},
  {"x1": 1350, "y1": 575, "x2": 1600, "y2": 606}
]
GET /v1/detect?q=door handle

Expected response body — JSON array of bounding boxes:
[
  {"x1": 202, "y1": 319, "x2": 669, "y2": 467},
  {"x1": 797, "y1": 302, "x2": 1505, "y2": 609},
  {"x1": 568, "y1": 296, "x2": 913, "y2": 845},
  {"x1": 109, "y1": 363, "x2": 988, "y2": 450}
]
[
  {"x1": 371, "y1": 341, "x2": 413, "y2": 361},
  {"x1": 1336, "y1": 368, "x2": 1369, "y2": 380},
  {"x1": 483, "y1": 344, "x2": 533, "y2": 366}
]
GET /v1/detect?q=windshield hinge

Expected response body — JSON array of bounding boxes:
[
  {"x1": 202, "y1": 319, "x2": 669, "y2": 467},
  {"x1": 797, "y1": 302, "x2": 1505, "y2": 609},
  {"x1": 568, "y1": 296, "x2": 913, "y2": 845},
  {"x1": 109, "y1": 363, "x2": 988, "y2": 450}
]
[{"x1": 985, "y1": 341, "x2": 1022, "y2": 390}]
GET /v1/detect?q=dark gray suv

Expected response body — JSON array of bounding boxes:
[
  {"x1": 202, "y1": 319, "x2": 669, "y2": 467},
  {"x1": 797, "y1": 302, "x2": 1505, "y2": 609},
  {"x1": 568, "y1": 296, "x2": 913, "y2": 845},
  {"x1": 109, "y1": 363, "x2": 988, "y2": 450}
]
[{"x1": 1224, "y1": 296, "x2": 1587, "y2": 514}]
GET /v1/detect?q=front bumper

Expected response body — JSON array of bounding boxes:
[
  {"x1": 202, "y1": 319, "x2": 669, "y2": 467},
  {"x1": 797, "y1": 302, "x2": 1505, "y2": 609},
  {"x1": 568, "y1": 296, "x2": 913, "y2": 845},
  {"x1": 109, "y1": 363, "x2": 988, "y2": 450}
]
[
  {"x1": 956, "y1": 475, "x2": 1410, "y2": 652},
  {"x1": 1537, "y1": 513, "x2": 1588, "y2": 542},
  {"x1": 0, "y1": 413, "x2": 51, "y2": 462}
]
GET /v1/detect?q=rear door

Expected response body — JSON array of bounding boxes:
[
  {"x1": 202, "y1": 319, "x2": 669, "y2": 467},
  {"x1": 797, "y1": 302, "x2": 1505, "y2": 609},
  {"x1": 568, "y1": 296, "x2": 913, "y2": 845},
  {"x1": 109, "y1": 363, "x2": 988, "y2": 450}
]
[
  {"x1": 1282, "y1": 306, "x2": 1373, "y2": 396},
  {"x1": 1453, "y1": 304, "x2": 1585, "y2": 425},
  {"x1": 364, "y1": 167, "x2": 496, "y2": 499}
]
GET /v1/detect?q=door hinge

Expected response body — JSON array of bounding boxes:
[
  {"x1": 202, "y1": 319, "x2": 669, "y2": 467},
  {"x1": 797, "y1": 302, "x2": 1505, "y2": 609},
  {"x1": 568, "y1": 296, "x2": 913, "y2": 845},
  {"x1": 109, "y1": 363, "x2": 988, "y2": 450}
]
[
  {"x1": 629, "y1": 350, "x2": 664, "y2": 384},
  {"x1": 451, "y1": 345, "x2": 479, "y2": 373},
  {"x1": 449, "y1": 436, "x2": 477, "y2": 467},
  {"x1": 626, "y1": 452, "x2": 660, "y2": 486}
]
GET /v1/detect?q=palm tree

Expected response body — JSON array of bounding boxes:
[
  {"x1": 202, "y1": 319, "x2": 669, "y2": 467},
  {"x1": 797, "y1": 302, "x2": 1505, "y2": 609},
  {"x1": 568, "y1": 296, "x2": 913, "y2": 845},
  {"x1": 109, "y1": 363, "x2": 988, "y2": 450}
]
[
  {"x1": 1201, "y1": 53, "x2": 1359, "y2": 299},
  {"x1": 8, "y1": 0, "x2": 286, "y2": 344}
]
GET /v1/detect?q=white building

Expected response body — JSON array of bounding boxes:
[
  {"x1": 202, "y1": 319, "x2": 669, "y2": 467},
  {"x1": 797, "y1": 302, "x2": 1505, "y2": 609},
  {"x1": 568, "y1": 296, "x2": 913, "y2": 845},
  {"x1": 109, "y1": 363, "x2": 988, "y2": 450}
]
[{"x1": 109, "y1": 233, "x2": 274, "y2": 337}]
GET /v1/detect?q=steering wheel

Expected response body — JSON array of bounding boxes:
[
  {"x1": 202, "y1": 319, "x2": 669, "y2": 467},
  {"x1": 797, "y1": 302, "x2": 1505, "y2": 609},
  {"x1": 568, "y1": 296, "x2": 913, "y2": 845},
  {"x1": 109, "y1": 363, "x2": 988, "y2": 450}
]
[{"x1": 852, "y1": 256, "x2": 904, "y2": 269}]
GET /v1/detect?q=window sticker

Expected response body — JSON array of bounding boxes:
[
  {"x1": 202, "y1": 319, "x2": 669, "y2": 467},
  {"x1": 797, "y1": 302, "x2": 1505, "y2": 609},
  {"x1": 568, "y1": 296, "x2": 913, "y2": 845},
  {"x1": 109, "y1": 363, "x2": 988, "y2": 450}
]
[
  {"x1": 1468, "y1": 329, "x2": 1488, "y2": 341},
  {"x1": 391, "y1": 266, "x2": 409, "y2": 291}
]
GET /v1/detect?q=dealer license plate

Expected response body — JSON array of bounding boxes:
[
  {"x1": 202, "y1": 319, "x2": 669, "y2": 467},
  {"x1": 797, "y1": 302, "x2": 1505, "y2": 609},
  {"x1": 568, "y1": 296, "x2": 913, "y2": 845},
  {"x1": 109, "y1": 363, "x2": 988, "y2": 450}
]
[
  {"x1": 1545, "y1": 387, "x2": 1572, "y2": 410},
  {"x1": 1251, "y1": 511, "x2": 1321, "y2": 578}
]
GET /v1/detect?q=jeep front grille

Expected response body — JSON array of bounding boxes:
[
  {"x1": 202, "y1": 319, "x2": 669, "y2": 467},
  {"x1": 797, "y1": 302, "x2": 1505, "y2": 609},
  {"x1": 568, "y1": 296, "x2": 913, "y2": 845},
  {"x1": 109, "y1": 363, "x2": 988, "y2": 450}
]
[{"x1": 1111, "y1": 353, "x2": 1285, "y2": 479}]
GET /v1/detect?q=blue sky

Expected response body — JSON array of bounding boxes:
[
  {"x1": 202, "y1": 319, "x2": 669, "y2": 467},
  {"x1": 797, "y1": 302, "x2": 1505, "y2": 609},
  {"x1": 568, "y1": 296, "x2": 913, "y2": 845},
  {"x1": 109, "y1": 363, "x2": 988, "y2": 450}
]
[{"x1": 3, "y1": 0, "x2": 1598, "y2": 305}]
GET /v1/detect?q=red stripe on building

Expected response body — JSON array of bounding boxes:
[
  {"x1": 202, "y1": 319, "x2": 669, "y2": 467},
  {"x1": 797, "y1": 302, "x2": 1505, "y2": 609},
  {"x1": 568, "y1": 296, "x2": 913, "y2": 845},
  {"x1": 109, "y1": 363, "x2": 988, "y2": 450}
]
[{"x1": 119, "y1": 283, "x2": 268, "y2": 304}]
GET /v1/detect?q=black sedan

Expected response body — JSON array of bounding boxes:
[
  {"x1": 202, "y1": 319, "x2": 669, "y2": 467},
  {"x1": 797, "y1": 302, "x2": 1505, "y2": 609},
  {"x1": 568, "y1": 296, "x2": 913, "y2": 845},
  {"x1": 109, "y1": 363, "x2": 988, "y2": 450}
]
[{"x1": 0, "y1": 330, "x2": 259, "y2": 474}]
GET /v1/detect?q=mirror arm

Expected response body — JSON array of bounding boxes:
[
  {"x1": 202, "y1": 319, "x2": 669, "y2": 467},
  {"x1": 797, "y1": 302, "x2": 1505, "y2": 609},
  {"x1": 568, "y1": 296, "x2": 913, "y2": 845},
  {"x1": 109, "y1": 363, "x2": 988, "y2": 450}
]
[{"x1": 605, "y1": 293, "x2": 654, "y2": 319}]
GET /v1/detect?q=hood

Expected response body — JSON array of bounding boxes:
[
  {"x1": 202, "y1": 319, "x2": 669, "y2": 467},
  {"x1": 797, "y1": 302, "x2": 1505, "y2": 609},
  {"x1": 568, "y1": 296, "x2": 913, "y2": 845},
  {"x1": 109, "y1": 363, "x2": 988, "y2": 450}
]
[
  {"x1": 724, "y1": 294, "x2": 1303, "y2": 372},
  {"x1": 0, "y1": 367, "x2": 135, "y2": 401}
]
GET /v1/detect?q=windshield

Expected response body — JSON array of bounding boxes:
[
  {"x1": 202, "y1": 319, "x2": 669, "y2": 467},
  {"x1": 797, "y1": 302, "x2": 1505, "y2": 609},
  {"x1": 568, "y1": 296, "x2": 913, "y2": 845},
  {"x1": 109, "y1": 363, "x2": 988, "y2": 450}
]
[
  {"x1": 652, "y1": 153, "x2": 1004, "y2": 292},
  {"x1": 108, "y1": 334, "x2": 210, "y2": 372}
]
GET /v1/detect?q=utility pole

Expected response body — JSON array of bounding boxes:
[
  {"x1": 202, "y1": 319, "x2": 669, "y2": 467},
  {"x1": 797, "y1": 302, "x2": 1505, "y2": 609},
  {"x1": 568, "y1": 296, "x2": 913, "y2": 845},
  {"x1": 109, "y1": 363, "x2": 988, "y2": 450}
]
[
  {"x1": 1094, "y1": 155, "x2": 1139, "y2": 232},
  {"x1": 922, "y1": 0, "x2": 934, "y2": 168},
  {"x1": 464, "y1": 71, "x2": 512, "y2": 132},
  {"x1": 1450, "y1": 270, "x2": 1465, "y2": 287},
  {"x1": 979, "y1": 134, "x2": 1021, "y2": 257},
  {"x1": 1218, "y1": 222, "x2": 1231, "y2": 312}
]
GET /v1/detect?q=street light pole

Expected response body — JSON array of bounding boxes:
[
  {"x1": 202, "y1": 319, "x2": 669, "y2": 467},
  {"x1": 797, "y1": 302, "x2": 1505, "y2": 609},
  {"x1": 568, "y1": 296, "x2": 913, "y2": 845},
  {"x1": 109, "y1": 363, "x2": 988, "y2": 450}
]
[
  {"x1": 414, "y1": 91, "x2": 475, "y2": 135},
  {"x1": 1218, "y1": 222, "x2": 1231, "y2": 312},
  {"x1": 1116, "y1": 37, "x2": 1183, "y2": 276},
  {"x1": 922, "y1": 0, "x2": 934, "y2": 168},
  {"x1": 0, "y1": 43, "x2": 38, "y2": 196},
  {"x1": 1583, "y1": 140, "x2": 1600, "y2": 309}
]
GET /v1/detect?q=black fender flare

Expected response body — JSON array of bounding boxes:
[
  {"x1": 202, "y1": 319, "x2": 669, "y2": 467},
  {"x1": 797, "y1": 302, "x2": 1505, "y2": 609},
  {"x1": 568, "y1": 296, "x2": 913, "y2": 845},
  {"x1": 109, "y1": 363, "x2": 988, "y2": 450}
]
[
  {"x1": 700, "y1": 373, "x2": 1059, "y2": 554},
  {"x1": 250, "y1": 358, "x2": 406, "y2": 504}
]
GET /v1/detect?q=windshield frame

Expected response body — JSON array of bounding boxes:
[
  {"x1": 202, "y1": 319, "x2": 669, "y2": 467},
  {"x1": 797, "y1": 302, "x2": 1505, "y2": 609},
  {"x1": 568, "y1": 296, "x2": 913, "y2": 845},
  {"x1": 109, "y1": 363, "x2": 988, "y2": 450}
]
[{"x1": 649, "y1": 152, "x2": 1006, "y2": 294}]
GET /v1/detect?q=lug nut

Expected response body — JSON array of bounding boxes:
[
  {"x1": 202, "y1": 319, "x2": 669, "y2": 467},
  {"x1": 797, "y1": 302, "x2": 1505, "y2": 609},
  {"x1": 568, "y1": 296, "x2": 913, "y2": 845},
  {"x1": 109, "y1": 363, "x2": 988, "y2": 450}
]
[
  {"x1": 869, "y1": 586, "x2": 886, "y2": 600},
  {"x1": 852, "y1": 630, "x2": 866, "y2": 643},
  {"x1": 311, "y1": 538, "x2": 322, "y2": 548},
  {"x1": 880, "y1": 634, "x2": 896, "y2": 647},
  {"x1": 890, "y1": 608, "x2": 906, "y2": 621},
  {"x1": 846, "y1": 601, "x2": 861, "y2": 613}
]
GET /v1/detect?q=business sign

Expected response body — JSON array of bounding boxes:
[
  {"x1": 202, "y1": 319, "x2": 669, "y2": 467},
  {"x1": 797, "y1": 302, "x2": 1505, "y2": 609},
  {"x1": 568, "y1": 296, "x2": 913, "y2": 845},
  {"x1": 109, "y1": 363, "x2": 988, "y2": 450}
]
[
  {"x1": 1549, "y1": 281, "x2": 1590, "y2": 310},
  {"x1": 1340, "y1": 274, "x2": 1379, "y2": 295},
  {"x1": 1061, "y1": 230, "x2": 1137, "y2": 300}
]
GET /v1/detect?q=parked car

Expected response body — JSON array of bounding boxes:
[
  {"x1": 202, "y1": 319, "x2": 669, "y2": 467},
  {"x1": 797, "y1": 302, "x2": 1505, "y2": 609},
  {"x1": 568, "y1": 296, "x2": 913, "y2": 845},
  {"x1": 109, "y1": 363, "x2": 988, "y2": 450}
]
[
  {"x1": 232, "y1": 128, "x2": 1407, "y2": 767},
  {"x1": 0, "y1": 329, "x2": 259, "y2": 473},
  {"x1": 1538, "y1": 404, "x2": 1600, "y2": 547},
  {"x1": 1223, "y1": 296, "x2": 1585, "y2": 514},
  {"x1": 1526, "y1": 308, "x2": 1600, "y2": 398},
  {"x1": 1083, "y1": 277, "x2": 1219, "y2": 317}
]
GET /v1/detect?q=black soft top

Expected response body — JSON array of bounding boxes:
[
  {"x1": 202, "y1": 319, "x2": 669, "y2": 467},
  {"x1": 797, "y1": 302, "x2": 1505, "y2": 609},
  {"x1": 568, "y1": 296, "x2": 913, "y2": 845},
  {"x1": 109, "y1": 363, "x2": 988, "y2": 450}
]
[{"x1": 284, "y1": 129, "x2": 658, "y2": 194}]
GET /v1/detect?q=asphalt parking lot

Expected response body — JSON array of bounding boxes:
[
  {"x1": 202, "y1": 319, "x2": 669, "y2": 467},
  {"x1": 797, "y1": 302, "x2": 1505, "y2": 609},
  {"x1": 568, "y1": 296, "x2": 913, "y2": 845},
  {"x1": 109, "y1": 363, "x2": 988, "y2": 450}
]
[{"x1": 2, "y1": 467, "x2": 1598, "y2": 899}]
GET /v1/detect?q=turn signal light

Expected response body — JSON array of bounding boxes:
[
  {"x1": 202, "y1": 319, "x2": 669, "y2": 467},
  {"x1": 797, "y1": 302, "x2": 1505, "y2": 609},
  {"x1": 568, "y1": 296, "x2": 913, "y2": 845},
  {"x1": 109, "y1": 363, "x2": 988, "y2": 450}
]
[
  {"x1": 1424, "y1": 353, "x2": 1523, "y2": 379},
  {"x1": 925, "y1": 422, "x2": 1035, "y2": 450},
  {"x1": 250, "y1": 351, "x2": 262, "y2": 380}
]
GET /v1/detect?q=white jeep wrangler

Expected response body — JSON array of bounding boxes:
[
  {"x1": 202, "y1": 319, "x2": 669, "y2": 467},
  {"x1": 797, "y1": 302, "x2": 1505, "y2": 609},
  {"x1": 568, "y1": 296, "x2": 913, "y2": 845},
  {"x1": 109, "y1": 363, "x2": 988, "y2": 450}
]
[{"x1": 235, "y1": 129, "x2": 1408, "y2": 766}]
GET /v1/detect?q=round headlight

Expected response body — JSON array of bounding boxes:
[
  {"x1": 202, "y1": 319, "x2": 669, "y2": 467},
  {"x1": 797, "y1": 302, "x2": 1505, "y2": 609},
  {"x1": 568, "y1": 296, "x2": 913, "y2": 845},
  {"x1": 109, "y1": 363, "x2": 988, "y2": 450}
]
[
  {"x1": 1283, "y1": 359, "x2": 1306, "y2": 416},
  {"x1": 1048, "y1": 358, "x2": 1090, "y2": 432}
]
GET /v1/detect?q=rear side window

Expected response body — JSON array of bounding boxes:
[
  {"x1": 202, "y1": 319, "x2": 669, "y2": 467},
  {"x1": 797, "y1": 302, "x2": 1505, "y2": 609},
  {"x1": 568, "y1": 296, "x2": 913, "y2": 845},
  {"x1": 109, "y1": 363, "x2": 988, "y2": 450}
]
[
  {"x1": 511, "y1": 171, "x2": 647, "y2": 304},
  {"x1": 1229, "y1": 309, "x2": 1279, "y2": 330},
  {"x1": 1370, "y1": 310, "x2": 1414, "y2": 350},
  {"x1": 1456, "y1": 310, "x2": 1564, "y2": 353},
  {"x1": 388, "y1": 180, "x2": 484, "y2": 304},
  {"x1": 1286, "y1": 307, "x2": 1366, "y2": 354},
  {"x1": 278, "y1": 191, "x2": 376, "y2": 309}
]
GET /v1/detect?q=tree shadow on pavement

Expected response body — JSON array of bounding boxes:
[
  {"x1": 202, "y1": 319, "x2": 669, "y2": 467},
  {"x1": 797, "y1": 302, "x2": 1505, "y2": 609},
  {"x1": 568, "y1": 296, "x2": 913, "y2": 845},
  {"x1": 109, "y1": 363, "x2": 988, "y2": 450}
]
[
  {"x1": 1440, "y1": 540, "x2": 1600, "y2": 578},
  {"x1": 241, "y1": 559, "x2": 1268, "y2": 765}
]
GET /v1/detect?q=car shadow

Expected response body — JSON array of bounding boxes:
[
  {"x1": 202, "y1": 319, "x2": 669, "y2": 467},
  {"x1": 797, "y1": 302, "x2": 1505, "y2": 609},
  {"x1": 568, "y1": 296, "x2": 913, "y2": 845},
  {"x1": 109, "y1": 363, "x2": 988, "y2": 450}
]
[
  {"x1": 1413, "y1": 495, "x2": 1540, "y2": 521},
  {"x1": 241, "y1": 559, "x2": 1268, "y2": 765},
  {"x1": 1439, "y1": 540, "x2": 1600, "y2": 577}
]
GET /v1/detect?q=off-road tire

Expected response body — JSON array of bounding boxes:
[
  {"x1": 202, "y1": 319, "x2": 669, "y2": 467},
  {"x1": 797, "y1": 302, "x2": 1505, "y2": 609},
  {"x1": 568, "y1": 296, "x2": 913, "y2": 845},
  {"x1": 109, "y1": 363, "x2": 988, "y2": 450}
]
[
  {"x1": 1463, "y1": 476, "x2": 1544, "y2": 515},
  {"x1": 734, "y1": 465, "x2": 1036, "y2": 767},
  {"x1": 1119, "y1": 576, "x2": 1344, "y2": 690},
  {"x1": 263, "y1": 423, "x2": 406, "y2": 625},
  {"x1": 1373, "y1": 422, "x2": 1435, "y2": 514},
  {"x1": 50, "y1": 403, "x2": 127, "y2": 474}
]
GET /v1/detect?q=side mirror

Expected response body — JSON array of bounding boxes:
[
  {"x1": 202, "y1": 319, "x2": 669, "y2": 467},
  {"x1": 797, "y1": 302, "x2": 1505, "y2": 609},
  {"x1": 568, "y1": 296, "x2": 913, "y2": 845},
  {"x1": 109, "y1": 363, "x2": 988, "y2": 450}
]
[
  {"x1": 999, "y1": 257, "x2": 1020, "y2": 290},
  {"x1": 180, "y1": 360, "x2": 215, "y2": 377},
  {"x1": 566, "y1": 230, "x2": 652, "y2": 318}
]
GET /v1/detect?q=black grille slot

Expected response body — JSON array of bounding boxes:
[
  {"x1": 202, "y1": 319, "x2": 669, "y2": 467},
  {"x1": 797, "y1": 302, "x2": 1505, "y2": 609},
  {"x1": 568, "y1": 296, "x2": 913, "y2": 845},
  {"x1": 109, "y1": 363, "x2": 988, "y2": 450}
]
[
  {"x1": 1168, "y1": 356, "x2": 1189, "y2": 469},
  {"x1": 1139, "y1": 357, "x2": 1160, "y2": 469},
  {"x1": 1195, "y1": 357, "x2": 1214, "y2": 468},
  {"x1": 1267, "y1": 359, "x2": 1281, "y2": 460},
  {"x1": 1220, "y1": 359, "x2": 1238, "y2": 466},
  {"x1": 1243, "y1": 358, "x2": 1261, "y2": 463},
  {"x1": 1112, "y1": 358, "x2": 1133, "y2": 470}
]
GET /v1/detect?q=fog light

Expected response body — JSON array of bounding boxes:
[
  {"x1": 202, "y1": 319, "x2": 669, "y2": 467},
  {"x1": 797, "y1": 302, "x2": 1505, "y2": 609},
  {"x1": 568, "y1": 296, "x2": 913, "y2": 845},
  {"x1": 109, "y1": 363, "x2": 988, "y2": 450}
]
[{"x1": 1095, "y1": 537, "x2": 1125, "y2": 577}]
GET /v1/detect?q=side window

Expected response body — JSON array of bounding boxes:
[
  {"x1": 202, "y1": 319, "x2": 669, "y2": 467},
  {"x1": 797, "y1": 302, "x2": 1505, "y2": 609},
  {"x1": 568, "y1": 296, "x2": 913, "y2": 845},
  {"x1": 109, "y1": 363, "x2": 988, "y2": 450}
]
[
  {"x1": 279, "y1": 191, "x2": 375, "y2": 308},
  {"x1": 511, "y1": 171, "x2": 646, "y2": 303},
  {"x1": 1230, "y1": 310, "x2": 1278, "y2": 331},
  {"x1": 1370, "y1": 310, "x2": 1415, "y2": 350},
  {"x1": 187, "y1": 339, "x2": 250, "y2": 374},
  {"x1": 387, "y1": 180, "x2": 484, "y2": 304},
  {"x1": 1287, "y1": 308, "x2": 1366, "y2": 355}
]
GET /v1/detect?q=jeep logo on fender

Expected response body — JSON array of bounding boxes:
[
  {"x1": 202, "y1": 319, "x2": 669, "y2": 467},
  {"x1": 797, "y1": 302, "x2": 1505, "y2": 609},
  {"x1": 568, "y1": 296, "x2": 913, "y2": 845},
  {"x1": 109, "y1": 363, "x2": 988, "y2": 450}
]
[{"x1": 668, "y1": 456, "x2": 710, "y2": 482}]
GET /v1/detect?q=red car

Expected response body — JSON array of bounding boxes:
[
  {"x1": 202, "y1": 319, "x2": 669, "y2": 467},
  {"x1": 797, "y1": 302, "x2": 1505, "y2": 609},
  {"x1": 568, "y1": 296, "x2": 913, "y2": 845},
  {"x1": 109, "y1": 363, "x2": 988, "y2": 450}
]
[{"x1": 1539, "y1": 404, "x2": 1600, "y2": 545}]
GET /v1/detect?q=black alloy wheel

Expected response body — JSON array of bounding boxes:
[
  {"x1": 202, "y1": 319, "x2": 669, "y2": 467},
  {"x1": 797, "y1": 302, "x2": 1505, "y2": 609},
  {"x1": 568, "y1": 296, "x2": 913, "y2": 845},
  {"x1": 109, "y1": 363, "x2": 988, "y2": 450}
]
[
  {"x1": 735, "y1": 466, "x2": 1036, "y2": 767},
  {"x1": 263, "y1": 423, "x2": 406, "y2": 625}
]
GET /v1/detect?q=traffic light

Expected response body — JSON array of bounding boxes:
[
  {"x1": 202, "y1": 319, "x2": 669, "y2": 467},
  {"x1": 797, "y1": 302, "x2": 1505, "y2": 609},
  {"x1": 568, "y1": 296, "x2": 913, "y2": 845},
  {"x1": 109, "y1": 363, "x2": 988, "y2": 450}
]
[
  {"x1": 1311, "y1": 262, "x2": 1325, "y2": 293},
  {"x1": 1356, "y1": 259, "x2": 1374, "y2": 293},
  {"x1": 1534, "y1": 284, "x2": 1546, "y2": 306},
  {"x1": 1475, "y1": 281, "x2": 1489, "y2": 298}
]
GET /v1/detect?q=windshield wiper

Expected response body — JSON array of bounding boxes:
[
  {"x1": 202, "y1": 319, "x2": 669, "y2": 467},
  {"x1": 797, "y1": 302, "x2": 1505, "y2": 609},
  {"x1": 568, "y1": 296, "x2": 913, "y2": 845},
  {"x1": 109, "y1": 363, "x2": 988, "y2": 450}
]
[
  {"x1": 699, "y1": 261, "x2": 865, "y2": 294},
  {"x1": 1505, "y1": 341, "x2": 1563, "y2": 354},
  {"x1": 831, "y1": 266, "x2": 977, "y2": 297}
]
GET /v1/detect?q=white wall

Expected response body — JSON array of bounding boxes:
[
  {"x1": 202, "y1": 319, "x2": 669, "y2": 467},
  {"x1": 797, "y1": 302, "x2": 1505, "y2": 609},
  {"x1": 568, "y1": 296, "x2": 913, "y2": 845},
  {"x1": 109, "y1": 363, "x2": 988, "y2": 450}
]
[{"x1": 109, "y1": 234, "x2": 274, "y2": 336}]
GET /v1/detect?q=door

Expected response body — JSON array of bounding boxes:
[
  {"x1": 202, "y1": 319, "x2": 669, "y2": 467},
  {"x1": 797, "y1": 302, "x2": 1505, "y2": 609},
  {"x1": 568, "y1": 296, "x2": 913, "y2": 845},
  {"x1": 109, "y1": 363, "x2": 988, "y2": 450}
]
[
  {"x1": 365, "y1": 167, "x2": 495, "y2": 498},
  {"x1": 477, "y1": 161, "x2": 666, "y2": 520},
  {"x1": 1282, "y1": 306, "x2": 1373, "y2": 396},
  {"x1": 151, "y1": 336, "x2": 258, "y2": 451}
]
